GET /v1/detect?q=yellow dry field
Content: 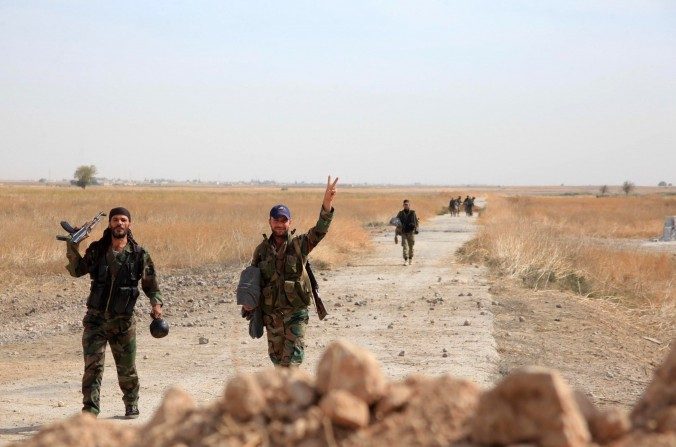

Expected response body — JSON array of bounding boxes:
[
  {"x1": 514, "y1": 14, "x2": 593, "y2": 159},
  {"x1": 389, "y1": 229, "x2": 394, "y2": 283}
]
[
  {"x1": 464, "y1": 193, "x2": 676, "y2": 310},
  {"x1": 1, "y1": 185, "x2": 452, "y2": 286}
]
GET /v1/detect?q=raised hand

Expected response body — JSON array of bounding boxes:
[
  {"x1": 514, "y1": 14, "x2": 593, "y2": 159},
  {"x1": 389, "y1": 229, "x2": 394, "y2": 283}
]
[{"x1": 322, "y1": 175, "x2": 339, "y2": 212}]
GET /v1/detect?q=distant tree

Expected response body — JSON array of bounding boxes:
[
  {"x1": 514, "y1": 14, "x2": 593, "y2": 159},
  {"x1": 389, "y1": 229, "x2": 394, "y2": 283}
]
[
  {"x1": 658, "y1": 181, "x2": 667, "y2": 187},
  {"x1": 621, "y1": 180, "x2": 635, "y2": 196},
  {"x1": 74, "y1": 165, "x2": 97, "y2": 189},
  {"x1": 599, "y1": 185, "x2": 609, "y2": 196}
]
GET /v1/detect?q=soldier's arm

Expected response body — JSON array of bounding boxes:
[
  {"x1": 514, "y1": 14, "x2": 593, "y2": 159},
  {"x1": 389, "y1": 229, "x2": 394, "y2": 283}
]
[
  {"x1": 65, "y1": 241, "x2": 94, "y2": 277},
  {"x1": 140, "y1": 250, "x2": 163, "y2": 307},
  {"x1": 299, "y1": 206, "x2": 335, "y2": 256}
]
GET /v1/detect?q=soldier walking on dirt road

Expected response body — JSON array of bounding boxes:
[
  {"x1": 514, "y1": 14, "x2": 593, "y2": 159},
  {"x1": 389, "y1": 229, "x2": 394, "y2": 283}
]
[
  {"x1": 244, "y1": 176, "x2": 338, "y2": 367},
  {"x1": 396, "y1": 199, "x2": 419, "y2": 265},
  {"x1": 65, "y1": 207, "x2": 163, "y2": 419}
]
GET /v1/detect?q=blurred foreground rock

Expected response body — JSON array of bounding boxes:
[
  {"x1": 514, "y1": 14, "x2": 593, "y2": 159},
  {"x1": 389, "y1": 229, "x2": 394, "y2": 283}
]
[{"x1": 12, "y1": 339, "x2": 676, "y2": 447}]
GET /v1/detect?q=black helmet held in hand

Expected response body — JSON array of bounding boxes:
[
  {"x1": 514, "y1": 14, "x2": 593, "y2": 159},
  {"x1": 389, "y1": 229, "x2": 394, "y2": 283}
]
[{"x1": 149, "y1": 318, "x2": 169, "y2": 338}]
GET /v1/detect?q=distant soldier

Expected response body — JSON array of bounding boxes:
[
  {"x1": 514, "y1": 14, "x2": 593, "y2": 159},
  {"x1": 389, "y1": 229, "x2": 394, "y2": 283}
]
[
  {"x1": 467, "y1": 196, "x2": 476, "y2": 216},
  {"x1": 396, "y1": 199, "x2": 419, "y2": 265},
  {"x1": 449, "y1": 196, "x2": 461, "y2": 217},
  {"x1": 244, "y1": 176, "x2": 338, "y2": 367},
  {"x1": 66, "y1": 207, "x2": 163, "y2": 419},
  {"x1": 463, "y1": 195, "x2": 471, "y2": 216}
]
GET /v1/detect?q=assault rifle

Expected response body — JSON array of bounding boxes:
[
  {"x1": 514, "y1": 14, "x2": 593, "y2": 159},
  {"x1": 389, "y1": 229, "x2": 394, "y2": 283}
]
[
  {"x1": 56, "y1": 211, "x2": 106, "y2": 243},
  {"x1": 305, "y1": 260, "x2": 328, "y2": 320}
]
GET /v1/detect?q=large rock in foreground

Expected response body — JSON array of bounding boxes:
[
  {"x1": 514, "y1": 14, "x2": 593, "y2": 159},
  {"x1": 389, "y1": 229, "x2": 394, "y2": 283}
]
[
  {"x1": 10, "y1": 338, "x2": 676, "y2": 447},
  {"x1": 471, "y1": 367, "x2": 591, "y2": 447},
  {"x1": 316, "y1": 338, "x2": 387, "y2": 404}
]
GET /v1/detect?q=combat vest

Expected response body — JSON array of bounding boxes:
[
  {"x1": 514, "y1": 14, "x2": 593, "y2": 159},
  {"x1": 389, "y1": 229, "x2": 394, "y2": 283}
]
[
  {"x1": 399, "y1": 210, "x2": 417, "y2": 233},
  {"x1": 86, "y1": 242, "x2": 144, "y2": 316},
  {"x1": 254, "y1": 234, "x2": 313, "y2": 314}
]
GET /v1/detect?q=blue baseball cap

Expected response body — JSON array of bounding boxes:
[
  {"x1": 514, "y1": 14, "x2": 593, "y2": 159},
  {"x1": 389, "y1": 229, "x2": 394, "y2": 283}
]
[{"x1": 270, "y1": 204, "x2": 291, "y2": 220}]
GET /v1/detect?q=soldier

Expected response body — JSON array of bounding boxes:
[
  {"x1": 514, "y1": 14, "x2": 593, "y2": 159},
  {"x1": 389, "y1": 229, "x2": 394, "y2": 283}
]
[
  {"x1": 467, "y1": 196, "x2": 476, "y2": 216},
  {"x1": 463, "y1": 195, "x2": 471, "y2": 216},
  {"x1": 244, "y1": 176, "x2": 338, "y2": 367},
  {"x1": 66, "y1": 207, "x2": 163, "y2": 419},
  {"x1": 396, "y1": 199, "x2": 419, "y2": 265}
]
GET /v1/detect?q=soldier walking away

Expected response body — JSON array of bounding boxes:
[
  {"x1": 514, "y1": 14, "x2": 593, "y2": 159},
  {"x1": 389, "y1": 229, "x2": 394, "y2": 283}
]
[
  {"x1": 65, "y1": 207, "x2": 163, "y2": 419},
  {"x1": 449, "y1": 196, "x2": 461, "y2": 217},
  {"x1": 467, "y1": 196, "x2": 476, "y2": 216},
  {"x1": 244, "y1": 176, "x2": 338, "y2": 367},
  {"x1": 396, "y1": 199, "x2": 419, "y2": 265},
  {"x1": 463, "y1": 195, "x2": 471, "y2": 216}
]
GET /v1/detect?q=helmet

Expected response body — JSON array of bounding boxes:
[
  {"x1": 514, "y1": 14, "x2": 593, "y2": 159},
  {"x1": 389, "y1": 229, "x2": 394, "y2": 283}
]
[{"x1": 149, "y1": 318, "x2": 169, "y2": 338}]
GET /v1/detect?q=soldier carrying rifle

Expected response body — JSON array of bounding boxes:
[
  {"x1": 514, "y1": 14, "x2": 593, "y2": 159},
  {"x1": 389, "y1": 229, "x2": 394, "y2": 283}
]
[
  {"x1": 242, "y1": 176, "x2": 338, "y2": 367},
  {"x1": 64, "y1": 207, "x2": 163, "y2": 419}
]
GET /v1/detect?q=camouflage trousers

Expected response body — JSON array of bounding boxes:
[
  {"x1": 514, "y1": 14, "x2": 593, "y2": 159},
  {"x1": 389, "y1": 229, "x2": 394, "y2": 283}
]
[
  {"x1": 263, "y1": 308, "x2": 309, "y2": 367},
  {"x1": 81, "y1": 312, "x2": 139, "y2": 415},
  {"x1": 401, "y1": 232, "x2": 415, "y2": 260}
]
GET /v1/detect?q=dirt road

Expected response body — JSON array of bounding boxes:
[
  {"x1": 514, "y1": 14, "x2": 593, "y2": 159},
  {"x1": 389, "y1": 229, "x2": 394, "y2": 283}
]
[{"x1": 0, "y1": 212, "x2": 495, "y2": 445}]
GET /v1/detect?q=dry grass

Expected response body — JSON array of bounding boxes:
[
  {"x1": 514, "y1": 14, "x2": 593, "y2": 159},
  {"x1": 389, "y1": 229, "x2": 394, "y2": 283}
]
[
  {"x1": 460, "y1": 194, "x2": 675, "y2": 310},
  {"x1": 0, "y1": 185, "x2": 454, "y2": 287}
]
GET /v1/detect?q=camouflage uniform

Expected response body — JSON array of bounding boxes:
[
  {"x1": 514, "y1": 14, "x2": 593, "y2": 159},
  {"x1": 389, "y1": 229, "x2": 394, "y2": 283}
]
[
  {"x1": 66, "y1": 239, "x2": 162, "y2": 416},
  {"x1": 396, "y1": 209, "x2": 419, "y2": 261},
  {"x1": 251, "y1": 207, "x2": 334, "y2": 366}
]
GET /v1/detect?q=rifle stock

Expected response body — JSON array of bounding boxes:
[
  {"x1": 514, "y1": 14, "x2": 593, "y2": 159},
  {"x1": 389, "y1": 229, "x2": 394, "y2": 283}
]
[{"x1": 305, "y1": 261, "x2": 328, "y2": 320}]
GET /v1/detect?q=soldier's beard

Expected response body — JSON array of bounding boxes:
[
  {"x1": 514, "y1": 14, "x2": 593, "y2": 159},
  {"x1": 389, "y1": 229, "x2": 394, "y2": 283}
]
[{"x1": 112, "y1": 227, "x2": 127, "y2": 239}]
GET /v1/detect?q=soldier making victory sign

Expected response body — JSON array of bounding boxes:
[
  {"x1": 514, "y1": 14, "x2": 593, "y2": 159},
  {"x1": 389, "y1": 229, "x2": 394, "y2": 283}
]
[
  {"x1": 65, "y1": 207, "x2": 163, "y2": 419},
  {"x1": 244, "y1": 176, "x2": 338, "y2": 367}
]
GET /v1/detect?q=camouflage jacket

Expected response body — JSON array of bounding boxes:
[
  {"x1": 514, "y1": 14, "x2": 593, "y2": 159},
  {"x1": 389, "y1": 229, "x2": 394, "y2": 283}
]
[
  {"x1": 66, "y1": 240, "x2": 163, "y2": 314},
  {"x1": 251, "y1": 207, "x2": 334, "y2": 314}
]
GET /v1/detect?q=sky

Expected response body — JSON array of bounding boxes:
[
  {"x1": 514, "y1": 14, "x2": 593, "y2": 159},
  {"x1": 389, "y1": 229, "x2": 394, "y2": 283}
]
[{"x1": 1, "y1": 1, "x2": 675, "y2": 185}]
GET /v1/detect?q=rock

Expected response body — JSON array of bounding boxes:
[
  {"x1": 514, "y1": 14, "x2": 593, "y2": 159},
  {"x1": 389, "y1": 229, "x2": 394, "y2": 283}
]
[
  {"x1": 375, "y1": 383, "x2": 412, "y2": 419},
  {"x1": 556, "y1": 304, "x2": 562, "y2": 308},
  {"x1": 631, "y1": 341, "x2": 676, "y2": 432},
  {"x1": 316, "y1": 339, "x2": 386, "y2": 404},
  {"x1": 458, "y1": 293, "x2": 465, "y2": 297},
  {"x1": 519, "y1": 316, "x2": 526, "y2": 322},
  {"x1": 198, "y1": 337, "x2": 209, "y2": 345},
  {"x1": 467, "y1": 292, "x2": 473, "y2": 296},
  {"x1": 471, "y1": 367, "x2": 591, "y2": 447},
  {"x1": 145, "y1": 387, "x2": 195, "y2": 428},
  {"x1": 575, "y1": 391, "x2": 630, "y2": 442},
  {"x1": 15, "y1": 413, "x2": 137, "y2": 447},
  {"x1": 463, "y1": 320, "x2": 471, "y2": 326},
  {"x1": 224, "y1": 374, "x2": 266, "y2": 421},
  {"x1": 320, "y1": 390, "x2": 369, "y2": 429},
  {"x1": 350, "y1": 375, "x2": 480, "y2": 446},
  {"x1": 398, "y1": 351, "x2": 405, "y2": 357}
]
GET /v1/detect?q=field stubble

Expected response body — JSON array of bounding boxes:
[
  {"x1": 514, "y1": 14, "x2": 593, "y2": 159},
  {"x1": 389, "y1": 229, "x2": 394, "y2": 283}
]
[
  {"x1": 1, "y1": 185, "x2": 451, "y2": 287},
  {"x1": 460, "y1": 194, "x2": 675, "y2": 319}
]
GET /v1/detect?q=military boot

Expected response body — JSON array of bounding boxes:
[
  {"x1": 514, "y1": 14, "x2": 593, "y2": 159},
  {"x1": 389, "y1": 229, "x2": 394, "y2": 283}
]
[{"x1": 125, "y1": 405, "x2": 140, "y2": 419}]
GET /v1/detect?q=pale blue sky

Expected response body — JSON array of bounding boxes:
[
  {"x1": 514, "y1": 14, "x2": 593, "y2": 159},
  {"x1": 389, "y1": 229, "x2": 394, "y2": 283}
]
[{"x1": 1, "y1": 1, "x2": 675, "y2": 185}]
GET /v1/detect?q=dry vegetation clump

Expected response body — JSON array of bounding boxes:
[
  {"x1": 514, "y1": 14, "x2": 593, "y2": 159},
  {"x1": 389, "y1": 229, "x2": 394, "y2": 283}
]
[
  {"x1": 459, "y1": 195, "x2": 675, "y2": 310},
  {"x1": 0, "y1": 185, "x2": 452, "y2": 287},
  {"x1": 12, "y1": 339, "x2": 676, "y2": 447}
]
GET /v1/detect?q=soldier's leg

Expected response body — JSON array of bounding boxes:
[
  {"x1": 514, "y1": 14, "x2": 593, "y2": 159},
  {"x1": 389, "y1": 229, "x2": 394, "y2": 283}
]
[
  {"x1": 280, "y1": 308, "x2": 309, "y2": 366},
  {"x1": 407, "y1": 233, "x2": 415, "y2": 260},
  {"x1": 402, "y1": 234, "x2": 409, "y2": 260},
  {"x1": 109, "y1": 316, "x2": 139, "y2": 408},
  {"x1": 263, "y1": 313, "x2": 285, "y2": 365},
  {"x1": 81, "y1": 313, "x2": 108, "y2": 415}
]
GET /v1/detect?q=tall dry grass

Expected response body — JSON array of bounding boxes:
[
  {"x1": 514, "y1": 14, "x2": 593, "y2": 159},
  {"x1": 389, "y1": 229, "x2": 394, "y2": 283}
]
[
  {"x1": 1, "y1": 185, "x2": 453, "y2": 287},
  {"x1": 461, "y1": 194, "x2": 675, "y2": 310}
]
